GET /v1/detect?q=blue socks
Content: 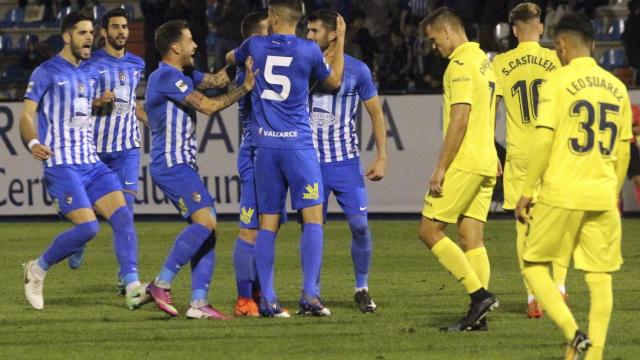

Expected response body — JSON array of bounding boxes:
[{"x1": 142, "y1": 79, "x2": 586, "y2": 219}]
[
  {"x1": 108, "y1": 206, "x2": 139, "y2": 285},
  {"x1": 301, "y1": 223, "x2": 323, "y2": 297},
  {"x1": 158, "y1": 223, "x2": 211, "y2": 285},
  {"x1": 191, "y1": 231, "x2": 217, "y2": 302},
  {"x1": 255, "y1": 230, "x2": 277, "y2": 302},
  {"x1": 40, "y1": 220, "x2": 99, "y2": 268},
  {"x1": 124, "y1": 192, "x2": 136, "y2": 213},
  {"x1": 348, "y1": 214, "x2": 372, "y2": 289},
  {"x1": 233, "y1": 238, "x2": 256, "y2": 299}
]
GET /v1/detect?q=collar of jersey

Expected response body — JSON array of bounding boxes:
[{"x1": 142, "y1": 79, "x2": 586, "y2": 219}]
[
  {"x1": 159, "y1": 61, "x2": 181, "y2": 72},
  {"x1": 569, "y1": 56, "x2": 597, "y2": 67},
  {"x1": 517, "y1": 41, "x2": 540, "y2": 49},
  {"x1": 449, "y1": 42, "x2": 479, "y2": 60},
  {"x1": 54, "y1": 54, "x2": 82, "y2": 68}
]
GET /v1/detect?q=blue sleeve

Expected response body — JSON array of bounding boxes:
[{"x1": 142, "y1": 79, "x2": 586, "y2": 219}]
[
  {"x1": 158, "y1": 71, "x2": 194, "y2": 103},
  {"x1": 356, "y1": 62, "x2": 377, "y2": 101},
  {"x1": 310, "y1": 43, "x2": 331, "y2": 82},
  {"x1": 234, "y1": 37, "x2": 252, "y2": 64},
  {"x1": 192, "y1": 70, "x2": 205, "y2": 88},
  {"x1": 24, "y1": 66, "x2": 51, "y2": 103}
]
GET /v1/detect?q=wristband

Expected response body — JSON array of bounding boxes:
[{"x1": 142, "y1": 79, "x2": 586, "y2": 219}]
[{"x1": 28, "y1": 139, "x2": 40, "y2": 150}]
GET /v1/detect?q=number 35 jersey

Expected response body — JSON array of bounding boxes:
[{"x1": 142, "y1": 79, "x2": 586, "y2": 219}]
[
  {"x1": 443, "y1": 42, "x2": 498, "y2": 176},
  {"x1": 536, "y1": 57, "x2": 632, "y2": 211},
  {"x1": 234, "y1": 34, "x2": 331, "y2": 149},
  {"x1": 492, "y1": 42, "x2": 560, "y2": 160},
  {"x1": 24, "y1": 55, "x2": 99, "y2": 167}
]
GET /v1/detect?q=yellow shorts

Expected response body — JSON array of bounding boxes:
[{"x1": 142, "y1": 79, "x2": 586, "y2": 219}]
[
  {"x1": 422, "y1": 168, "x2": 496, "y2": 224},
  {"x1": 523, "y1": 203, "x2": 623, "y2": 272},
  {"x1": 503, "y1": 158, "x2": 539, "y2": 210}
]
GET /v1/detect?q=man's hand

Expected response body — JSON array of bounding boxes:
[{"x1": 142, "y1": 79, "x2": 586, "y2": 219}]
[
  {"x1": 94, "y1": 90, "x2": 115, "y2": 108},
  {"x1": 515, "y1": 196, "x2": 533, "y2": 224},
  {"x1": 365, "y1": 158, "x2": 386, "y2": 181},
  {"x1": 31, "y1": 143, "x2": 53, "y2": 161},
  {"x1": 497, "y1": 159, "x2": 503, "y2": 177},
  {"x1": 429, "y1": 167, "x2": 446, "y2": 196},
  {"x1": 242, "y1": 56, "x2": 258, "y2": 91},
  {"x1": 336, "y1": 14, "x2": 346, "y2": 42}
]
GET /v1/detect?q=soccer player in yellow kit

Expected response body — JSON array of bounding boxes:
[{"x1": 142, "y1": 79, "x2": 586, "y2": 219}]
[
  {"x1": 492, "y1": 2, "x2": 567, "y2": 319},
  {"x1": 418, "y1": 7, "x2": 499, "y2": 332},
  {"x1": 516, "y1": 14, "x2": 631, "y2": 360}
]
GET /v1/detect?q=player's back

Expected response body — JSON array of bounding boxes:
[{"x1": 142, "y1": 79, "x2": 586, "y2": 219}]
[
  {"x1": 236, "y1": 34, "x2": 330, "y2": 149},
  {"x1": 444, "y1": 42, "x2": 498, "y2": 176},
  {"x1": 493, "y1": 42, "x2": 560, "y2": 160},
  {"x1": 536, "y1": 57, "x2": 632, "y2": 210},
  {"x1": 85, "y1": 48, "x2": 145, "y2": 152}
]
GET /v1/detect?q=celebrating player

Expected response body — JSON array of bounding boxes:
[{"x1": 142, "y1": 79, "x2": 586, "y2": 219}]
[
  {"x1": 21, "y1": 11, "x2": 147, "y2": 310},
  {"x1": 144, "y1": 20, "x2": 255, "y2": 319},
  {"x1": 65, "y1": 8, "x2": 147, "y2": 299},
  {"x1": 226, "y1": 0, "x2": 345, "y2": 317},
  {"x1": 306, "y1": 9, "x2": 387, "y2": 313},
  {"x1": 417, "y1": 7, "x2": 499, "y2": 331},
  {"x1": 516, "y1": 13, "x2": 631, "y2": 360},
  {"x1": 231, "y1": 11, "x2": 270, "y2": 317},
  {"x1": 492, "y1": 2, "x2": 566, "y2": 318}
]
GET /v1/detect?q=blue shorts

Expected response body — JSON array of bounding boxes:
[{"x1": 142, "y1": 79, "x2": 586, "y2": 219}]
[
  {"x1": 238, "y1": 143, "x2": 287, "y2": 227},
  {"x1": 151, "y1": 163, "x2": 215, "y2": 219},
  {"x1": 98, "y1": 148, "x2": 140, "y2": 193},
  {"x1": 254, "y1": 147, "x2": 324, "y2": 213},
  {"x1": 321, "y1": 159, "x2": 368, "y2": 218},
  {"x1": 44, "y1": 162, "x2": 122, "y2": 215}
]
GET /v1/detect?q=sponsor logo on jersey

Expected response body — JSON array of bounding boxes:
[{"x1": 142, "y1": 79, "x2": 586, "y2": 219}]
[
  {"x1": 175, "y1": 80, "x2": 188, "y2": 93},
  {"x1": 258, "y1": 127, "x2": 298, "y2": 138}
]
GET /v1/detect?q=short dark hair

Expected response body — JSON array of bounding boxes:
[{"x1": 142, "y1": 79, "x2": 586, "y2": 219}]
[
  {"x1": 61, "y1": 10, "x2": 93, "y2": 34},
  {"x1": 420, "y1": 7, "x2": 463, "y2": 32},
  {"x1": 509, "y1": 2, "x2": 542, "y2": 25},
  {"x1": 308, "y1": 10, "x2": 338, "y2": 32},
  {"x1": 102, "y1": 7, "x2": 130, "y2": 29},
  {"x1": 241, "y1": 11, "x2": 268, "y2": 39},
  {"x1": 269, "y1": 0, "x2": 303, "y2": 23},
  {"x1": 155, "y1": 20, "x2": 189, "y2": 56},
  {"x1": 555, "y1": 13, "x2": 594, "y2": 44}
]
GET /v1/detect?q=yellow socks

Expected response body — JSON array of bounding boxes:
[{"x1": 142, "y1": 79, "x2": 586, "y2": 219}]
[
  {"x1": 584, "y1": 272, "x2": 613, "y2": 360},
  {"x1": 431, "y1": 237, "x2": 483, "y2": 294},
  {"x1": 553, "y1": 263, "x2": 568, "y2": 294},
  {"x1": 515, "y1": 221, "x2": 534, "y2": 298},
  {"x1": 523, "y1": 264, "x2": 578, "y2": 340},
  {"x1": 465, "y1": 246, "x2": 490, "y2": 289}
]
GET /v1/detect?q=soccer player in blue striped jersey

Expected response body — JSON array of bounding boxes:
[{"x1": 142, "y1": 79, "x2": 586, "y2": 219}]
[
  {"x1": 66, "y1": 8, "x2": 146, "y2": 292},
  {"x1": 20, "y1": 11, "x2": 148, "y2": 311},
  {"x1": 226, "y1": 0, "x2": 346, "y2": 317},
  {"x1": 144, "y1": 20, "x2": 255, "y2": 319},
  {"x1": 306, "y1": 10, "x2": 387, "y2": 313}
]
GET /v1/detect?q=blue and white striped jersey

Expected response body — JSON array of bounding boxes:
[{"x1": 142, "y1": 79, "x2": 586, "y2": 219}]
[
  {"x1": 85, "y1": 49, "x2": 145, "y2": 153},
  {"x1": 310, "y1": 55, "x2": 377, "y2": 163},
  {"x1": 24, "y1": 55, "x2": 100, "y2": 167},
  {"x1": 145, "y1": 62, "x2": 204, "y2": 169}
]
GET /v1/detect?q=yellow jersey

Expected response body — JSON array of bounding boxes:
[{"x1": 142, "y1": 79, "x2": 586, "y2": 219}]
[
  {"x1": 493, "y1": 42, "x2": 560, "y2": 160},
  {"x1": 536, "y1": 57, "x2": 633, "y2": 211},
  {"x1": 443, "y1": 42, "x2": 498, "y2": 176}
]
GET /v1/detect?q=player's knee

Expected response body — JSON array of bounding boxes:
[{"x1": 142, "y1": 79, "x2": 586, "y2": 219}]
[
  {"x1": 348, "y1": 215, "x2": 369, "y2": 239},
  {"x1": 77, "y1": 220, "x2": 100, "y2": 240},
  {"x1": 238, "y1": 228, "x2": 257, "y2": 243}
]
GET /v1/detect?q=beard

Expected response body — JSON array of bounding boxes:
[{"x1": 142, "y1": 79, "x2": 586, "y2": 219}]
[{"x1": 107, "y1": 35, "x2": 126, "y2": 51}]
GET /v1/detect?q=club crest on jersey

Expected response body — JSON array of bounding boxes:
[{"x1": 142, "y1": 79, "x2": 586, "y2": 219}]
[
  {"x1": 240, "y1": 207, "x2": 255, "y2": 225},
  {"x1": 119, "y1": 71, "x2": 126, "y2": 83},
  {"x1": 192, "y1": 192, "x2": 202, "y2": 203},
  {"x1": 175, "y1": 80, "x2": 188, "y2": 93},
  {"x1": 303, "y1": 183, "x2": 319, "y2": 200},
  {"x1": 77, "y1": 83, "x2": 86, "y2": 97},
  {"x1": 178, "y1": 198, "x2": 188, "y2": 216}
]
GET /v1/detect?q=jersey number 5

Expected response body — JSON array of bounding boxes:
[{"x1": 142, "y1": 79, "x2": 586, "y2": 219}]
[
  {"x1": 261, "y1": 56, "x2": 293, "y2": 102},
  {"x1": 569, "y1": 100, "x2": 619, "y2": 156}
]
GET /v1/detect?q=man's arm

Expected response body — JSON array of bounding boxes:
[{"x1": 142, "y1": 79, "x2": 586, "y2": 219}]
[
  {"x1": 515, "y1": 126, "x2": 554, "y2": 223},
  {"x1": 615, "y1": 140, "x2": 631, "y2": 194},
  {"x1": 322, "y1": 15, "x2": 346, "y2": 90},
  {"x1": 135, "y1": 100, "x2": 148, "y2": 127},
  {"x1": 363, "y1": 96, "x2": 387, "y2": 181},
  {"x1": 225, "y1": 50, "x2": 236, "y2": 66},
  {"x1": 429, "y1": 103, "x2": 471, "y2": 195},
  {"x1": 196, "y1": 67, "x2": 231, "y2": 90},
  {"x1": 20, "y1": 99, "x2": 52, "y2": 161}
]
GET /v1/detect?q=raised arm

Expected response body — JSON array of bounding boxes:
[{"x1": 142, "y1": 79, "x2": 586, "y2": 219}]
[
  {"x1": 322, "y1": 15, "x2": 346, "y2": 90},
  {"x1": 196, "y1": 67, "x2": 231, "y2": 90},
  {"x1": 20, "y1": 99, "x2": 52, "y2": 161}
]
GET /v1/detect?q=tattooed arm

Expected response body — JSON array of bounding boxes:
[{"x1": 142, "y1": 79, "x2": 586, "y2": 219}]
[{"x1": 196, "y1": 67, "x2": 231, "y2": 90}]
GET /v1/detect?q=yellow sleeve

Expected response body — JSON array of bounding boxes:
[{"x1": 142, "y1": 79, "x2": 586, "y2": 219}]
[
  {"x1": 448, "y1": 61, "x2": 473, "y2": 105},
  {"x1": 620, "y1": 94, "x2": 634, "y2": 141},
  {"x1": 535, "y1": 75, "x2": 560, "y2": 129}
]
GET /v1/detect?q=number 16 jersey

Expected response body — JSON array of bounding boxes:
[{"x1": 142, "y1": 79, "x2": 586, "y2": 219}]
[{"x1": 234, "y1": 34, "x2": 331, "y2": 149}]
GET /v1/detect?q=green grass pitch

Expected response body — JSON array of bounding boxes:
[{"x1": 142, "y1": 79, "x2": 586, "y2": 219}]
[{"x1": 0, "y1": 218, "x2": 638, "y2": 359}]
